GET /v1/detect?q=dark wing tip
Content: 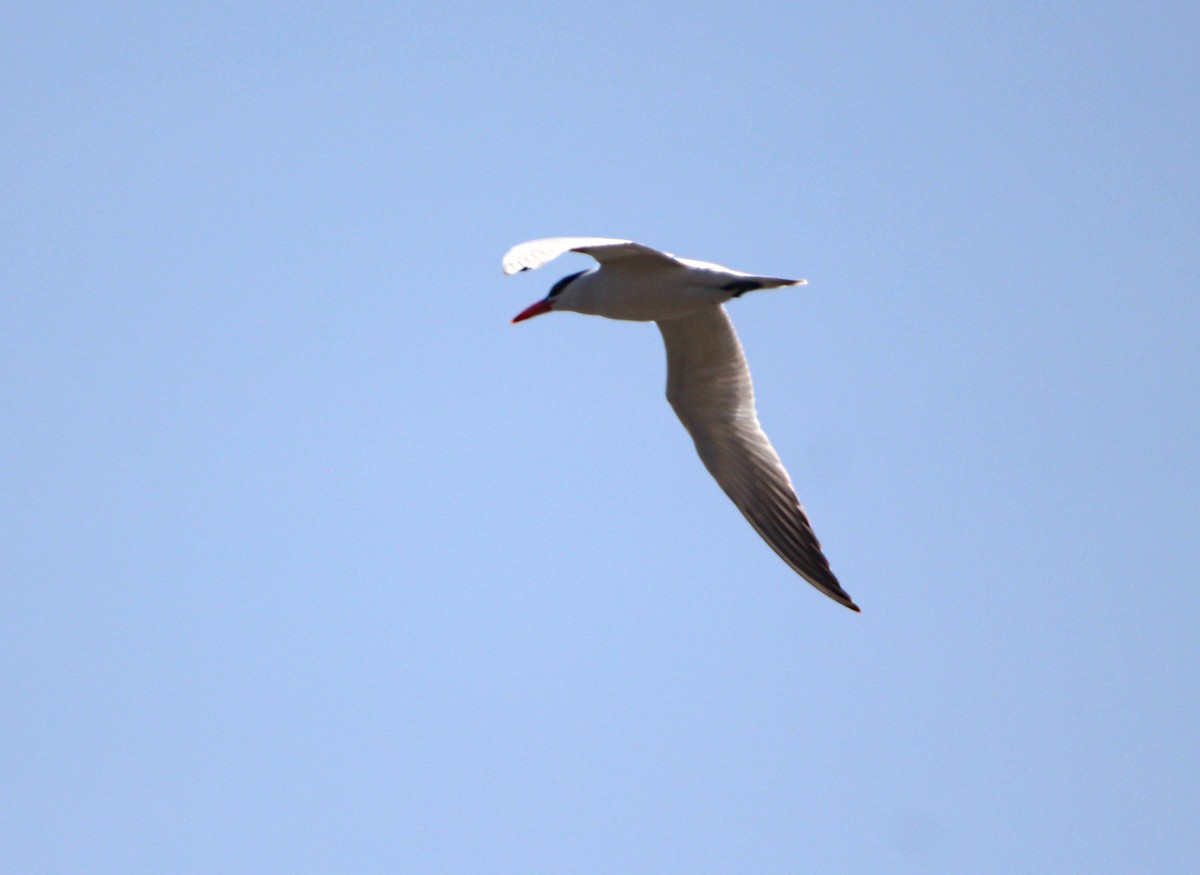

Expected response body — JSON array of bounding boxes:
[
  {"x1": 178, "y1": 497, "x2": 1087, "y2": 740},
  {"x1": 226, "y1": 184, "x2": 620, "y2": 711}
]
[{"x1": 822, "y1": 584, "x2": 860, "y2": 612}]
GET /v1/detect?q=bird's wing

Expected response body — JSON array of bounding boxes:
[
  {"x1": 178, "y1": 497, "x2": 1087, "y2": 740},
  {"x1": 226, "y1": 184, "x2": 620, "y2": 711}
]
[
  {"x1": 656, "y1": 306, "x2": 859, "y2": 611},
  {"x1": 502, "y1": 237, "x2": 680, "y2": 275}
]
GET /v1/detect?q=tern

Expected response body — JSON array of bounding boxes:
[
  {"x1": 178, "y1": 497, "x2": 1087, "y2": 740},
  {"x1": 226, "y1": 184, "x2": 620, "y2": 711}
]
[{"x1": 505, "y1": 237, "x2": 858, "y2": 612}]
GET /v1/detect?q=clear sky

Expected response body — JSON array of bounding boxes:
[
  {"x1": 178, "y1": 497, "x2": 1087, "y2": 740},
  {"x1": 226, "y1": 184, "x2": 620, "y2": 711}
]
[{"x1": 3, "y1": 2, "x2": 1197, "y2": 872}]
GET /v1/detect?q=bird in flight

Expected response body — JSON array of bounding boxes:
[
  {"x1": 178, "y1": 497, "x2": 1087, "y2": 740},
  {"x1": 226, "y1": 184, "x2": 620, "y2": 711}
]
[{"x1": 504, "y1": 237, "x2": 858, "y2": 611}]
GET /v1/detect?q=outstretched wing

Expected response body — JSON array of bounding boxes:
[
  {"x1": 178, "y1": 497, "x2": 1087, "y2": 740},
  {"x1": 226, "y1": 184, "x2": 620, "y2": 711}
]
[
  {"x1": 656, "y1": 306, "x2": 858, "y2": 611},
  {"x1": 502, "y1": 237, "x2": 680, "y2": 275}
]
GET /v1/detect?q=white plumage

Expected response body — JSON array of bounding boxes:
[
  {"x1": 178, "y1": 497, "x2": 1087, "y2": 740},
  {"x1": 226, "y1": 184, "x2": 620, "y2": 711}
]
[{"x1": 505, "y1": 237, "x2": 857, "y2": 612}]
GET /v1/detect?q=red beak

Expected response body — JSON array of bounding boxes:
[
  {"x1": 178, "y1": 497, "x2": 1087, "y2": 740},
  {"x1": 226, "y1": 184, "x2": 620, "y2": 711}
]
[{"x1": 511, "y1": 298, "x2": 554, "y2": 323}]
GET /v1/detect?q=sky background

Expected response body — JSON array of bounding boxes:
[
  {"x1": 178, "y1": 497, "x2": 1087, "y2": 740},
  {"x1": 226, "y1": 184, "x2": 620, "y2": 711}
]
[{"x1": 3, "y1": 2, "x2": 1198, "y2": 872}]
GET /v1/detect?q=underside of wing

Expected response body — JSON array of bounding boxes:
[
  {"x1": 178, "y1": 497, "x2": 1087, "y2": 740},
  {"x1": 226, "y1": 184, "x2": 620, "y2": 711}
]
[
  {"x1": 656, "y1": 307, "x2": 858, "y2": 611},
  {"x1": 502, "y1": 237, "x2": 678, "y2": 275}
]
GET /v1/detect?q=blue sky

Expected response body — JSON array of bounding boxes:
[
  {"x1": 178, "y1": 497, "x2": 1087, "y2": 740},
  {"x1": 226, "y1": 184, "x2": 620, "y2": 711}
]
[{"x1": 3, "y1": 2, "x2": 1198, "y2": 872}]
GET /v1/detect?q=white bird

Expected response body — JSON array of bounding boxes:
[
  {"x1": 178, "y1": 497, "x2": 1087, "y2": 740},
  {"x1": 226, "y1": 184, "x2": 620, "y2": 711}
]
[{"x1": 505, "y1": 237, "x2": 858, "y2": 612}]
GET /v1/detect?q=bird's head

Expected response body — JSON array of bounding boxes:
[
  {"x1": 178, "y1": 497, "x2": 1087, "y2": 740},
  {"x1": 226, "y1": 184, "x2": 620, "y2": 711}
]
[{"x1": 511, "y1": 270, "x2": 587, "y2": 323}]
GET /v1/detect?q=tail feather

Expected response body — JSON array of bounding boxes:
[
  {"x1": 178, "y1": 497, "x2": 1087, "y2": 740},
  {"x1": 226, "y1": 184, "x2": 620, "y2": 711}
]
[{"x1": 721, "y1": 276, "x2": 807, "y2": 296}]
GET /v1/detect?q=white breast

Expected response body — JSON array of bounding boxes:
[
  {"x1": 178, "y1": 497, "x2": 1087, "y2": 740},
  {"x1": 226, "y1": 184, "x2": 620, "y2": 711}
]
[{"x1": 562, "y1": 265, "x2": 731, "y2": 322}]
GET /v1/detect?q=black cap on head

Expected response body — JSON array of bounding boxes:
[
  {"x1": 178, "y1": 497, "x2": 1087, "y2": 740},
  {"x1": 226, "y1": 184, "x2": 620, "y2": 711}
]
[{"x1": 548, "y1": 270, "x2": 586, "y2": 299}]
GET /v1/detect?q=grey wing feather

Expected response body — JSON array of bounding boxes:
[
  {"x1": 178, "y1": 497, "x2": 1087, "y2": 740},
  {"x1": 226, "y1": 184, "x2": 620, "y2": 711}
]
[
  {"x1": 503, "y1": 237, "x2": 679, "y2": 275},
  {"x1": 656, "y1": 307, "x2": 858, "y2": 611}
]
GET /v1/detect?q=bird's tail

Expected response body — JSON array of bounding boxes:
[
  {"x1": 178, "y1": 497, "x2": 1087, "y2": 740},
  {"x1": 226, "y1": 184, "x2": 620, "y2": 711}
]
[{"x1": 721, "y1": 276, "x2": 807, "y2": 297}]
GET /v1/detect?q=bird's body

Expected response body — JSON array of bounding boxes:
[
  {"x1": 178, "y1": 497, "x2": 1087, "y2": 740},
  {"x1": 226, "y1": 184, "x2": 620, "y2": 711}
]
[
  {"x1": 504, "y1": 237, "x2": 858, "y2": 612},
  {"x1": 543, "y1": 262, "x2": 720, "y2": 322}
]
